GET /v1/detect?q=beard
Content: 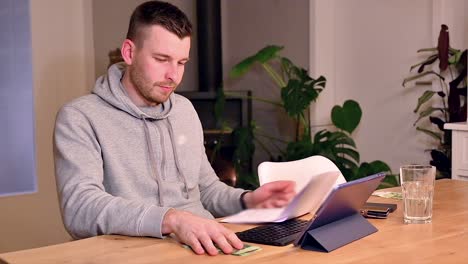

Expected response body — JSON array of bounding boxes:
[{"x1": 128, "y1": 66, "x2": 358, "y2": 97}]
[{"x1": 129, "y1": 68, "x2": 177, "y2": 106}]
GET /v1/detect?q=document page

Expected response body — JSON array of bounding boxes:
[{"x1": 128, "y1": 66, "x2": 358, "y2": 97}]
[
  {"x1": 220, "y1": 208, "x2": 287, "y2": 224},
  {"x1": 258, "y1": 155, "x2": 346, "y2": 193},
  {"x1": 221, "y1": 170, "x2": 340, "y2": 224}
]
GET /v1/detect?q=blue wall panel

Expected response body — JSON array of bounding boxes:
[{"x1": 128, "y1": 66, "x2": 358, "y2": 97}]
[{"x1": 0, "y1": 0, "x2": 37, "y2": 196}]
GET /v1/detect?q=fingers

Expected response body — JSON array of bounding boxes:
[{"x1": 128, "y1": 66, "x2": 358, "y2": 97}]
[
  {"x1": 284, "y1": 180, "x2": 296, "y2": 193},
  {"x1": 210, "y1": 233, "x2": 234, "y2": 255},
  {"x1": 259, "y1": 199, "x2": 285, "y2": 208},
  {"x1": 204, "y1": 227, "x2": 243, "y2": 255},
  {"x1": 265, "y1": 180, "x2": 296, "y2": 192},
  {"x1": 224, "y1": 229, "x2": 244, "y2": 250},
  {"x1": 185, "y1": 232, "x2": 228, "y2": 256},
  {"x1": 193, "y1": 228, "x2": 241, "y2": 256},
  {"x1": 199, "y1": 235, "x2": 220, "y2": 256},
  {"x1": 257, "y1": 191, "x2": 295, "y2": 208},
  {"x1": 282, "y1": 191, "x2": 296, "y2": 202},
  {"x1": 187, "y1": 235, "x2": 205, "y2": 255},
  {"x1": 172, "y1": 213, "x2": 242, "y2": 256},
  {"x1": 259, "y1": 181, "x2": 296, "y2": 202},
  {"x1": 270, "y1": 197, "x2": 291, "y2": 207}
]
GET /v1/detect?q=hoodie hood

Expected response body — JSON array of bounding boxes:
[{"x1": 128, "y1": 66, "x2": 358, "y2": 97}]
[{"x1": 93, "y1": 63, "x2": 173, "y2": 120}]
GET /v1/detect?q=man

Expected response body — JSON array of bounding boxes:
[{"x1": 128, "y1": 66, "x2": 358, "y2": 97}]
[{"x1": 54, "y1": 0, "x2": 294, "y2": 256}]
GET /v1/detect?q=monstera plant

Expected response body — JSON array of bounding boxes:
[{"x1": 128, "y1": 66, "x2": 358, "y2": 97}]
[
  {"x1": 216, "y1": 45, "x2": 397, "y2": 189},
  {"x1": 403, "y1": 24, "x2": 467, "y2": 179}
]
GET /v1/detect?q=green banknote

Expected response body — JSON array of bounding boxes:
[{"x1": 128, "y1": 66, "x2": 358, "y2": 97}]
[
  {"x1": 372, "y1": 191, "x2": 403, "y2": 200},
  {"x1": 231, "y1": 244, "x2": 262, "y2": 256},
  {"x1": 182, "y1": 243, "x2": 262, "y2": 256}
]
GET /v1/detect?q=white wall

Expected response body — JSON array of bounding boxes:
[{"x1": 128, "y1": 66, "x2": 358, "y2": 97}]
[
  {"x1": 309, "y1": 0, "x2": 468, "y2": 173},
  {"x1": 433, "y1": 0, "x2": 468, "y2": 49},
  {"x1": 0, "y1": 0, "x2": 94, "y2": 253},
  {"x1": 222, "y1": 0, "x2": 310, "y2": 166}
]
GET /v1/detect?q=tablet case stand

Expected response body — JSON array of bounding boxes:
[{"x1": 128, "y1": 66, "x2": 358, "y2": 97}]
[{"x1": 299, "y1": 213, "x2": 377, "y2": 252}]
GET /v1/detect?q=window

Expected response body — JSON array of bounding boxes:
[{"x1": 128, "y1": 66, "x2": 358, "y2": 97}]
[{"x1": 0, "y1": 0, "x2": 36, "y2": 196}]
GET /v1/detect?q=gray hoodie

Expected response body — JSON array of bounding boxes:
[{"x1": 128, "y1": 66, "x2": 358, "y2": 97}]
[{"x1": 54, "y1": 63, "x2": 245, "y2": 239}]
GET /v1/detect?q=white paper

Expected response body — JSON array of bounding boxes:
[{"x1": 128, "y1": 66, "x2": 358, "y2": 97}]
[
  {"x1": 258, "y1": 155, "x2": 346, "y2": 193},
  {"x1": 221, "y1": 168, "x2": 342, "y2": 224},
  {"x1": 220, "y1": 208, "x2": 287, "y2": 224}
]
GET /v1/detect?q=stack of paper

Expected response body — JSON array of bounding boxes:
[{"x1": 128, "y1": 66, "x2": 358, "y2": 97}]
[{"x1": 222, "y1": 156, "x2": 346, "y2": 224}]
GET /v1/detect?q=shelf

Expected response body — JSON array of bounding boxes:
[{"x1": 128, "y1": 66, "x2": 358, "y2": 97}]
[{"x1": 444, "y1": 122, "x2": 468, "y2": 131}]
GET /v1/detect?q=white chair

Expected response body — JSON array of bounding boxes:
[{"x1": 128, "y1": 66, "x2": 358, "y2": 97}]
[{"x1": 258, "y1": 155, "x2": 347, "y2": 194}]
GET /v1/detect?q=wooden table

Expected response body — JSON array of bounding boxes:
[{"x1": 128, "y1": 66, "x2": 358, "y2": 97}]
[{"x1": 2, "y1": 179, "x2": 468, "y2": 264}]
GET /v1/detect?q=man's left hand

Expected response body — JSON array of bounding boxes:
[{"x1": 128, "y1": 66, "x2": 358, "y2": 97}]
[{"x1": 242, "y1": 181, "x2": 295, "y2": 208}]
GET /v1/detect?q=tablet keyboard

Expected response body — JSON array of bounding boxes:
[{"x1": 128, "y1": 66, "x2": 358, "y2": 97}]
[{"x1": 235, "y1": 219, "x2": 309, "y2": 246}]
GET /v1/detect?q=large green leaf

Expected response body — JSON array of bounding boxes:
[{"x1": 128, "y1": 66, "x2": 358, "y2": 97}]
[
  {"x1": 229, "y1": 45, "x2": 284, "y2": 79},
  {"x1": 448, "y1": 50, "x2": 463, "y2": 64},
  {"x1": 335, "y1": 147, "x2": 360, "y2": 163},
  {"x1": 312, "y1": 129, "x2": 329, "y2": 144},
  {"x1": 430, "y1": 149, "x2": 451, "y2": 179},
  {"x1": 367, "y1": 160, "x2": 392, "y2": 173},
  {"x1": 379, "y1": 175, "x2": 400, "y2": 189},
  {"x1": 280, "y1": 57, "x2": 294, "y2": 79},
  {"x1": 409, "y1": 54, "x2": 437, "y2": 73},
  {"x1": 285, "y1": 139, "x2": 315, "y2": 161},
  {"x1": 331, "y1": 100, "x2": 362, "y2": 134},
  {"x1": 281, "y1": 80, "x2": 315, "y2": 117},
  {"x1": 312, "y1": 75, "x2": 327, "y2": 89},
  {"x1": 414, "y1": 90, "x2": 436, "y2": 113},
  {"x1": 416, "y1": 126, "x2": 442, "y2": 142},
  {"x1": 413, "y1": 107, "x2": 445, "y2": 125},
  {"x1": 333, "y1": 138, "x2": 356, "y2": 148},
  {"x1": 351, "y1": 160, "x2": 392, "y2": 181},
  {"x1": 281, "y1": 75, "x2": 325, "y2": 118},
  {"x1": 285, "y1": 129, "x2": 359, "y2": 169},
  {"x1": 313, "y1": 130, "x2": 356, "y2": 148},
  {"x1": 229, "y1": 56, "x2": 256, "y2": 79},
  {"x1": 309, "y1": 130, "x2": 359, "y2": 173},
  {"x1": 326, "y1": 131, "x2": 352, "y2": 143},
  {"x1": 402, "y1": 70, "x2": 445, "y2": 87},
  {"x1": 232, "y1": 125, "x2": 255, "y2": 171},
  {"x1": 429, "y1": 116, "x2": 445, "y2": 131},
  {"x1": 255, "y1": 45, "x2": 284, "y2": 63},
  {"x1": 336, "y1": 156, "x2": 359, "y2": 171}
]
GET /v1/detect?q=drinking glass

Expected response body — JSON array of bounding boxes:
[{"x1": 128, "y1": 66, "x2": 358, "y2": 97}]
[{"x1": 400, "y1": 165, "x2": 436, "y2": 224}]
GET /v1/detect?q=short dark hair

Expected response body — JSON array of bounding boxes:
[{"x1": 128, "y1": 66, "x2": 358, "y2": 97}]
[{"x1": 126, "y1": 1, "x2": 192, "y2": 45}]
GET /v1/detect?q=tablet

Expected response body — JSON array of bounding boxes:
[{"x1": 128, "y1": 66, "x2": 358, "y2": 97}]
[{"x1": 293, "y1": 172, "x2": 386, "y2": 247}]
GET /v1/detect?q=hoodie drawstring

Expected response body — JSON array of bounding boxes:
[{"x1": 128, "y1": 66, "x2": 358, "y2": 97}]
[
  {"x1": 142, "y1": 116, "x2": 190, "y2": 205},
  {"x1": 167, "y1": 119, "x2": 190, "y2": 199},
  {"x1": 142, "y1": 117, "x2": 165, "y2": 206}
]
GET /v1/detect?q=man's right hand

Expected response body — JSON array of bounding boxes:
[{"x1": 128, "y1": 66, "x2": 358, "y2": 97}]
[{"x1": 162, "y1": 209, "x2": 244, "y2": 255}]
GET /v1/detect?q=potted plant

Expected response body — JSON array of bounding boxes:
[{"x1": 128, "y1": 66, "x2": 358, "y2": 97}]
[
  {"x1": 403, "y1": 24, "x2": 467, "y2": 179},
  {"x1": 216, "y1": 45, "x2": 397, "y2": 189}
]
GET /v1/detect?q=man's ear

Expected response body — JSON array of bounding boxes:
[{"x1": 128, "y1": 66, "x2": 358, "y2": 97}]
[{"x1": 121, "y1": 39, "x2": 135, "y2": 65}]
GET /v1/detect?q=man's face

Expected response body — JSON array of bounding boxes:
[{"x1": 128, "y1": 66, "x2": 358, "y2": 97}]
[{"x1": 127, "y1": 25, "x2": 190, "y2": 106}]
